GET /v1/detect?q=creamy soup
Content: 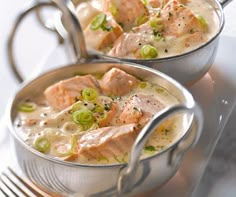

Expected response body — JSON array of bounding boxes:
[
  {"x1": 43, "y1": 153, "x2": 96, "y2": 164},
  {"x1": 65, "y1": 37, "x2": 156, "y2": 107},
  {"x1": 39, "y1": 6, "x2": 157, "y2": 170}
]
[
  {"x1": 15, "y1": 68, "x2": 187, "y2": 164},
  {"x1": 76, "y1": 0, "x2": 218, "y2": 59}
]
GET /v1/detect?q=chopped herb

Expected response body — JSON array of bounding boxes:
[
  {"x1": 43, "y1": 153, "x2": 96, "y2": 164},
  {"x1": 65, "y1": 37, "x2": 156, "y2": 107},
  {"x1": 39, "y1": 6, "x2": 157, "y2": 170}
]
[
  {"x1": 101, "y1": 25, "x2": 114, "y2": 32},
  {"x1": 153, "y1": 30, "x2": 160, "y2": 36},
  {"x1": 168, "y1": 12, "x2": 173, "y2": 20},
  {"x1": 133, "y1": 107, "x2": 141, "y2": 112},
  {"x1": 164, "y1": 129, "x2": 171, "y2": 135},
  {"x1": 139, "y1": 81, "x2": 147, "y2": 89},
  {"x1": 118, "y1": 22, "x2": 124, "y2": 28},
  {"x1": 90, "y1": 13, "x2": 114, "y2": 32},
  {"x1": 136, "y1": 15, "x2": 149, "y2": 26},
  {"x1": 144, "y1": 146, "x2": 156, "y2": 152},
  {"x1": 104, "y1": 103, "x2": 111, "y2": 111},
  {"x1": 189, "y1": 29, "x2": 195, "y2": 34}
]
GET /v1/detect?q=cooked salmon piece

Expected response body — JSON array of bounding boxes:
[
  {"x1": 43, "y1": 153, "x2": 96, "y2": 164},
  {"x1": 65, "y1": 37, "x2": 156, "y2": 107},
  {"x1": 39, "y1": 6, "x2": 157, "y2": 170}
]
[
  {"x1": 161, "y1": 0, "x2": 203, "y2": 37},
  {"x1": 108, "y1": 20, "x2": 158, "y2": 58},
  {"x1": 102, "y1": 0, "x2": 149, "y2": 31},
  {"x1": 118, "y1": 93, "x2": 165, "y2": 126},
  {"x1": 44, "y1": 75, "x2": 100, "y2": 110},
  {"x1": 78, "y1": 124, "x2": 138, "y2": 159},
  {"x1": 149, "y1": 0, "x2": 190, "y2": 8},
  {"x1": 84, "y1": 13, "x2": 123, "y2": 50},
  {"x1": 76, "y1": 2, "x2": 101, "y2": 29},
  {"x1": 108, "y1": 32, "x2": 149, "y2": 58},
  {"x1": 99, "y1": 68, "x2": 140, "y2": 96}
]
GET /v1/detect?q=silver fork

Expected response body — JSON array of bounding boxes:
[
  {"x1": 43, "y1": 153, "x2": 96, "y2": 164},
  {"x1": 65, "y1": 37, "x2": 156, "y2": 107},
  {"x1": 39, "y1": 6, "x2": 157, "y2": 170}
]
[{"x1": 0, "y1": 167, "x2": 58, "y2": 197}]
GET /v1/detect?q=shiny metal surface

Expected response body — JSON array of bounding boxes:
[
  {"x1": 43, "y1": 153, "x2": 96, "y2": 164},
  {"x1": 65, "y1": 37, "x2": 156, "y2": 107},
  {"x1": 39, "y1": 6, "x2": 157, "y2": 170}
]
[
  {"x1": 8, "y1": 62, "x2": 202, "y2": 196},
  {"x1": 219, "y1": 0, "x2": 234, "y2": 7}
]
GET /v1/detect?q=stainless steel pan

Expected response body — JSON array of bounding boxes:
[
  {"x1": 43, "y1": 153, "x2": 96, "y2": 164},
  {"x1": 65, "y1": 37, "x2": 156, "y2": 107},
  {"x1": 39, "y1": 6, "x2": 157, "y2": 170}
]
[
  {"x1": 27, "y1": 0, "x2": 233, "y2": 85},
  {"x1": 7, "y1": 1, "x2": 203, "y2": 196}
]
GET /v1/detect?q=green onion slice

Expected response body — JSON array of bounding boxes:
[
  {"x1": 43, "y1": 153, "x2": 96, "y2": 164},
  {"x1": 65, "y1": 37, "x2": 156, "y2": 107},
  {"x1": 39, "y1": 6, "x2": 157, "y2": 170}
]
[
  {"x1": 34, "y1": 136, "x2": 50, "y2": 153},
  {"x1": 93, "y1": 103, "x2": 104, "y2": 113},
  {"x1": 136, "y1": 15, "x2": 149, "y2": 26},
  {"x1": 90, "y1": 13, "x2": 106, "y2": 30},
  {"x1": 82, "y1": 88, "x2": 98, "y2": 102},
  {"x1": 17, "y1": 103, "x2": 36, "y2": 112},
  {"x1": 72, "y1": 109, "x2": 95, "y2": 125},
  {"x1": 144, "y1": 145, "x2": 156, "y2": 152},
  {"x1": 139, "y1": 82, "x2": 147, "y2": 89},
  {"x1": 72, "y1": 102, "x2": 86, "y2": 112},
  {"x1": 149, "y1": 18, "x2": 163, "y2": 29},
  {"x1": 196, "y1": 15, "x2": 208, "y2": 31},
  {"x1": 141, "y1": 45, "x2": 158, "y2": 59}
]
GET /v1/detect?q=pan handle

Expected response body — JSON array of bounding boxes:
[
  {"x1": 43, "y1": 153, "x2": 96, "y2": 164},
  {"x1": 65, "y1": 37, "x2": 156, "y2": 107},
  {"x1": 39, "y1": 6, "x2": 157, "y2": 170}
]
[
  {"x1": 117, "y1": 102, "x2": 203, "y2": 195},
  {"x1": 218, "y1": 0, "x2": 233, "y2": 7},
  {"x1": 7, "y1": 0, "x2": 89, "y2": 83}
]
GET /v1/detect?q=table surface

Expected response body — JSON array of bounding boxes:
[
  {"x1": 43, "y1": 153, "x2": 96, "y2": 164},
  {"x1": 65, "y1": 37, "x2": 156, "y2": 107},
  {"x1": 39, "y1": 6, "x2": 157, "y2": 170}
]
[{"x1": 0, "y1": 1, "x2": 236, "y2": 196}]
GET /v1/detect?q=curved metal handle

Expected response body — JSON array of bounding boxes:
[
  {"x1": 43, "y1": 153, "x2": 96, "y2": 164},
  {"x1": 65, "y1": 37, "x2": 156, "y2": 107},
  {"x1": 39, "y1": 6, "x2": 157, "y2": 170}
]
[
  {"x1": 7, "y1": 0, "x2": 88, "y2": 83},
  {"x1": 218, "y1": 0, "x2": 233, "y2": 7},
  {"x1": 35, "y1": 6, "x2": 65, "y2": 44},
  {"x1": 169, "y1": 103, "x2": 203, "y2": 168},
  {"x1": 117, "y1": 102, "x2": 203, "y2": 195}
]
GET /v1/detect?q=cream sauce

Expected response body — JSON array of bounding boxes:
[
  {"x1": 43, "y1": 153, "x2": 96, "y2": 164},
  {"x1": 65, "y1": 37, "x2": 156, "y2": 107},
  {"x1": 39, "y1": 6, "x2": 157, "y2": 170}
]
[{"x1": 15, "y1": 73, "x2": 188, "y2": 164}]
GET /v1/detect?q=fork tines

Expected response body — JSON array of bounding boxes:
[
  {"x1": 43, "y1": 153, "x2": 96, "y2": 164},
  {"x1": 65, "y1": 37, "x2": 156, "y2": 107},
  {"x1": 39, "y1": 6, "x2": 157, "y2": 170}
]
[{"x1": 0, "y1": 167, "x2": 52, "y2": 197}]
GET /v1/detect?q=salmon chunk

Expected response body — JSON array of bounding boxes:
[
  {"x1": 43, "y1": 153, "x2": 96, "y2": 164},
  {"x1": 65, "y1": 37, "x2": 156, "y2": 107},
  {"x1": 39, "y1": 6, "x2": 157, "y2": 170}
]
[
  {"x1": 108, "y1": 21, "x2": 154, "y2": 58},
  {"x1": 108, "y1": 32, "x2": 147, "y2": 58},
  {"x1": 149, "y1": 0, "x2": 190, "y2": 8},
  {"x1": 84, "y1": 13, "x2": 123, "y2": 50},
  {"x1": 44, "y1": 75, "x2": 100, "y2": 110},
  {"x1": 78, "y1": 124, "x2": 138, "y2": 159},
  {"x1": 118, "y1": 93, "x2": 165, "y2": 126},
  {"x1": 99, "y1": 68, "x2": 140, "y2": 96},
  {"x1": 161, "y1": 0, "x2": 203, "y2": 37},
  {"x1": 102, "y1": 0, "x2": 149, "y2": 31}
]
